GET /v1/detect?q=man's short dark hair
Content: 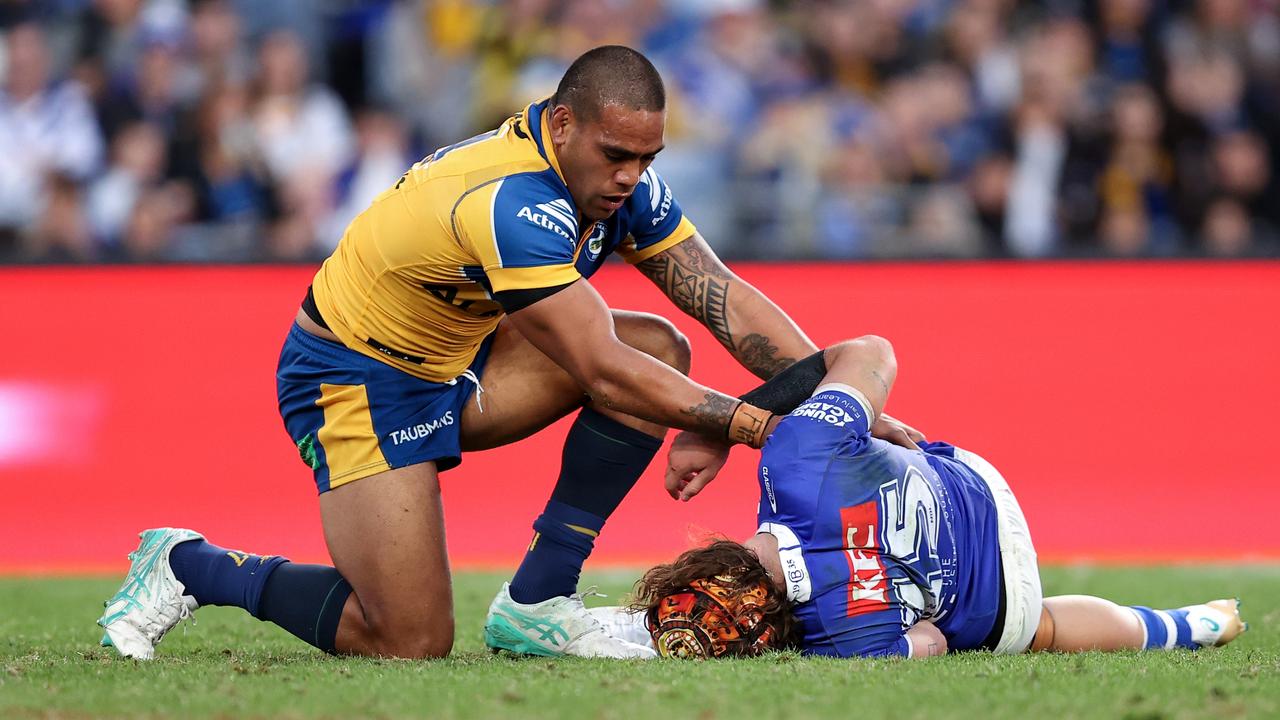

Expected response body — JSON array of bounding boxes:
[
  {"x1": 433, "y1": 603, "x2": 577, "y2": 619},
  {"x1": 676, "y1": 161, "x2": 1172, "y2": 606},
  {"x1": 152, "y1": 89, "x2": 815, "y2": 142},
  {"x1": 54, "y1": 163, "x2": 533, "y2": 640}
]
[{"x1": 552, "y1": 45, "x2": 666, "y2": 122}]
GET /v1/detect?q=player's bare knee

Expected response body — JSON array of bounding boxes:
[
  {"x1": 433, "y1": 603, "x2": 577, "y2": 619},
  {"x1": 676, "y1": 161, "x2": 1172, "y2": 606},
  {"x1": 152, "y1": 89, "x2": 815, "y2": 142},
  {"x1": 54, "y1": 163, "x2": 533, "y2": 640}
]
[
  {"x1": 620, "y1": 313, "x2": 691, "y2": 375},
  {"x1": 353, "y1": 596, "x2": 454, "y2": 659},
  {"x1": 399, "y1": 633, "x2": 454, "y2": 660},
  {"x1": 376, "y1": 621, "x2": 454, "y2": 659},
  {"x1": 664, "y1": 326, "x2": 693, "y2": 375}
]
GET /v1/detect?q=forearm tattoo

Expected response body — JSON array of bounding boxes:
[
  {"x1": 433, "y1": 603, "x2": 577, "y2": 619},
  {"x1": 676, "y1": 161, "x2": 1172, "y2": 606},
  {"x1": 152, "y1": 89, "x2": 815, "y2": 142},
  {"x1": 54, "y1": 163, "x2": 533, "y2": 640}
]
[
  {"x1": 637, "y1": 243, "x2": 734, "y2": 351},
  {"x1": 680, "y1": 392, "x2": 739, "y2": 435},
  {"x1": 738, "y1": 333, "x2": 797, "y2": 380}
]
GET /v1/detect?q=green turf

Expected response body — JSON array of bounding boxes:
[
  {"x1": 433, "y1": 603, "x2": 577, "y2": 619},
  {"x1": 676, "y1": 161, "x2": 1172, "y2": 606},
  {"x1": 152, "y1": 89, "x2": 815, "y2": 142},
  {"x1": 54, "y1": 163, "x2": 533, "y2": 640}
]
[{"x1": 1, "y1": 566, "x2": 1277, "y2": 719}]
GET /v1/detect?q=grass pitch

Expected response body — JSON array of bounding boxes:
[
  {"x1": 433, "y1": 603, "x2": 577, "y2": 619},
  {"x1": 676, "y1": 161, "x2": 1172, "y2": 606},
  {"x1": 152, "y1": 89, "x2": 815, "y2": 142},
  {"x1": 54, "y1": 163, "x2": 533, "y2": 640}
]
[{"x1": 2, "y1": 566, "x2": 1277, "y2": 719}]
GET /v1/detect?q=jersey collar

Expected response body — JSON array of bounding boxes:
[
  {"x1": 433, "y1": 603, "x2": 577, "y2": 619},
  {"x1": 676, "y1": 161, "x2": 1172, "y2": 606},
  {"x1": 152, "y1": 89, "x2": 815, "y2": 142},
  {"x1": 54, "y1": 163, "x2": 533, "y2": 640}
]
[{"x1": 527, "y1": 99, "x2": 568, "y2": 186}]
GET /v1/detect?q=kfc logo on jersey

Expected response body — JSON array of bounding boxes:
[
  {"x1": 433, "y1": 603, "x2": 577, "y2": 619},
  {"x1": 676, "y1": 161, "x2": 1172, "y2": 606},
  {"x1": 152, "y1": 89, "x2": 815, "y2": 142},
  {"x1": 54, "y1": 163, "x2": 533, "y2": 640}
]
[
  {"x1": 517, "y1": 199, "x2": 576, "y2": 242},
  {"x1": 841, "y1": 501, "x2": 890, "y2": 617},
  {"x1": 792, "y1": 401, "x2": 860, "y2": 427}
]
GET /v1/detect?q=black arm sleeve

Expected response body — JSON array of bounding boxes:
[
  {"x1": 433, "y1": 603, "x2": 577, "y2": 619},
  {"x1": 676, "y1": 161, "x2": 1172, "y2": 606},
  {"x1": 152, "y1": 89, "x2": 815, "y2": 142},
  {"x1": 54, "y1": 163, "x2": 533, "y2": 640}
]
[
  {"x1": 739, "y1": 350, "x2": 827, "y2": 415},
  {"x1": 493, "y1": 281, "x2": 576, "y2": 314}
]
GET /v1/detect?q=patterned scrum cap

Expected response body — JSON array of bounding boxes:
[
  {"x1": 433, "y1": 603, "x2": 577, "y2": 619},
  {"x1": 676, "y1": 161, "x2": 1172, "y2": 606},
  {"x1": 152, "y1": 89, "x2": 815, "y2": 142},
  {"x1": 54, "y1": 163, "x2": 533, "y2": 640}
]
[{"x1": 645, "y1": 574, "x2": 779, "y2": 659}]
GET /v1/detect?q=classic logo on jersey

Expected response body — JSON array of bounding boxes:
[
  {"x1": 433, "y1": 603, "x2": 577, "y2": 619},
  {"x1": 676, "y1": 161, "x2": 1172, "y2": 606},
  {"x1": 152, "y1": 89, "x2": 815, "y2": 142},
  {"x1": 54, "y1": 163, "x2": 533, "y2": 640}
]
[
  {"x1": 640, "y1": 168, "x2": 672, "y2": 226},
  {"x1": 840, "y1": 501, "x2": 891, "y2": 617},
  {"x1": 585, "y1": 222, "x2": 606, "y2": 261},
  {"x1": 517, "y1": 198, "x2": 577, "y2": 243},
  {"x1": 390, "y1": 411, "x2": 455, "y2": 445},
  {"x1": 792, "y1": 400, "x2": 861, "y2": 427},
  {"x1": 761, "y1": 465, "x2": 777, "y2": 513}
]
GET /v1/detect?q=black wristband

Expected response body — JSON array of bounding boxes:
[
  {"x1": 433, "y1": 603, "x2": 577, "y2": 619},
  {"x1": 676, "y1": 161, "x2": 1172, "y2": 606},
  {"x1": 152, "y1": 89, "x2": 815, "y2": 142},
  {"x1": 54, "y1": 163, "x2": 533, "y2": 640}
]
[{"x1": 739, "y1": 350, "x2": 827, "y2": 415}]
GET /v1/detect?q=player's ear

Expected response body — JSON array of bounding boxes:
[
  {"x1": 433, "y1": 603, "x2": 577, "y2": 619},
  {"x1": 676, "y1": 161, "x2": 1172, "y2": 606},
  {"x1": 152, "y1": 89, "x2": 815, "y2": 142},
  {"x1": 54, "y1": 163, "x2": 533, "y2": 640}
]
[{"x1": 549, "y1": 104, "x2": 574, "y2": 145}]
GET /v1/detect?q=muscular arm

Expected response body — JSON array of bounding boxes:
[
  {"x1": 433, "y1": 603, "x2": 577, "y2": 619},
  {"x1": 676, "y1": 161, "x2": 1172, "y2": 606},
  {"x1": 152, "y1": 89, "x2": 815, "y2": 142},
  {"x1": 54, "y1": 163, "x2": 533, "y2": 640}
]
[
  {"x1": 505, "y1": 278, "x2": 746, "y2": 438},
  {"x1": 815, "y1": 336, "x2": 897, "y2": 419},
  {"x1": 636, "y1": 233, "x2": 817, "y2": 380},
  {"x1": 666, "y1": 335, "x2": 912, "y2": 501}
]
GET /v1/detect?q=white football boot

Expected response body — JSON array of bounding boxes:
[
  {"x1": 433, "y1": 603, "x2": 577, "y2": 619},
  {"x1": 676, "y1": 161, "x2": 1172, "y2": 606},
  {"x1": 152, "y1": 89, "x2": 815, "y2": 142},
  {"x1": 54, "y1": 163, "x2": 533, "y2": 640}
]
[
  {"x1": 97, "y1": 528, "x2": 203, "y2": 660},
  {"x1": 586, "y1": 605, "x2": 657, "y2": 649},
  {"x1": 1182, "y1": 598, "x2": 1247, "y2": 647},
  {"x1": 484, "y1": 583, "x2": 656, "y2": 659}
]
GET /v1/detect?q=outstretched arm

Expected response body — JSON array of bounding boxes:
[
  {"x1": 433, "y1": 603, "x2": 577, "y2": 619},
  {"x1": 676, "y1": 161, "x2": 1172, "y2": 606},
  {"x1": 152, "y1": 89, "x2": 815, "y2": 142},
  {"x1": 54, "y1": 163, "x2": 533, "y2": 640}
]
[
  {"x1": 638, "y1": 236, "x2": 923, "y2": 446},
  {"x1": 505, "y1": 278, "x2": 770, "y2": 443},
  {"x1": 635, "y1": 233, "x2": 816, "y2": 380},
  {"x1": 666, "y1": 335, "x2": 902, "y2": 501}
]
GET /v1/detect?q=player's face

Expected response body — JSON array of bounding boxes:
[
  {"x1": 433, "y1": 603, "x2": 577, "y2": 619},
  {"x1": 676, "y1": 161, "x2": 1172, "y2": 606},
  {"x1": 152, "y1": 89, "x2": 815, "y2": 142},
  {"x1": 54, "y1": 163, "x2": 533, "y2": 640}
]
[{"x1": 550, "y1": 104, "x2": 665, "y2": 223}]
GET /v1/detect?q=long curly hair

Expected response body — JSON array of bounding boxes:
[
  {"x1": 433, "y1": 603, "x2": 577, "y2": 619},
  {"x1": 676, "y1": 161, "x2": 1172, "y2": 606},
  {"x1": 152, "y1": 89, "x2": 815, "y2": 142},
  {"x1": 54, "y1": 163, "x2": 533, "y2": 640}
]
[{"x1": 629, "y1": 540, "x2": 800, "y2": 656}]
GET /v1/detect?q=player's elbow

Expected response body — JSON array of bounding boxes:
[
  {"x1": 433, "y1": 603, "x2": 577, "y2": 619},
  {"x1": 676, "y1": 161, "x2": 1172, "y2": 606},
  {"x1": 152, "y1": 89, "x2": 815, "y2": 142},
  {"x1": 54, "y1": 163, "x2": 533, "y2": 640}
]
[
  {"x1": 853, "y1": 335, "x2": 896, "y2": 367},
  {"x1": 906, "y1": 621, "x2": 948, "y2": 659},
  {"x1": 830, "y1": 335, "x2": 897, "y2": 376}
]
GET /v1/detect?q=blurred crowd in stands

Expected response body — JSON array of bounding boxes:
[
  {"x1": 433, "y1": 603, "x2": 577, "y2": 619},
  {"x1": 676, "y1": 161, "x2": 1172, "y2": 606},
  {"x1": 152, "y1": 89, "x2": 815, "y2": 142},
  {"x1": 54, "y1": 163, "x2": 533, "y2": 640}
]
[{"x1": 0, "y1": 0, "x2": 1277, "y2": 263}]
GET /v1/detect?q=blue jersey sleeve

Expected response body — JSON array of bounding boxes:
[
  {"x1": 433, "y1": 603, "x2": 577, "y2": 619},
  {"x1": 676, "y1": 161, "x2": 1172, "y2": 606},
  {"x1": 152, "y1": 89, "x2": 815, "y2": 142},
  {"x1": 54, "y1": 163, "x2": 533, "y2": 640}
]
[
  {"x1": 471, "y1": 172, "x2": 582, "y2": 292},
  {"x1": 616, "y1": 167, "x2": 696, "y2": 263},
  {"x1": 860, "y1": 636, "x2": 913, "y2": 658},
  {"x1": 786, "y1": 386, "x2": 873, "y2": 441},
  {"x1": 808, "y1": 599, "x2": 915, "y2": 658}
]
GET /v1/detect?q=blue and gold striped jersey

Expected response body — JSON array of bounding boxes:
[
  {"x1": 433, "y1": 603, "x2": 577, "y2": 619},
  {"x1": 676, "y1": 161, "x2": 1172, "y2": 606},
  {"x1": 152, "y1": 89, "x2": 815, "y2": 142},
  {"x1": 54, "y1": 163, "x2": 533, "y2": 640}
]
[{"x1": 312, "y1": 98, "x2": 696, "y2": 382}]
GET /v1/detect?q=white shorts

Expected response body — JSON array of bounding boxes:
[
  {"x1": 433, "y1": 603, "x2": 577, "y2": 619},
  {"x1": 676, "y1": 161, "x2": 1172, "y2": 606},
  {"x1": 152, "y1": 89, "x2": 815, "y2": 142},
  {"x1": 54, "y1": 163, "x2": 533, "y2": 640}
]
[{"x1": 953, "y1": 448, "x2": 1043, "y2": 654}]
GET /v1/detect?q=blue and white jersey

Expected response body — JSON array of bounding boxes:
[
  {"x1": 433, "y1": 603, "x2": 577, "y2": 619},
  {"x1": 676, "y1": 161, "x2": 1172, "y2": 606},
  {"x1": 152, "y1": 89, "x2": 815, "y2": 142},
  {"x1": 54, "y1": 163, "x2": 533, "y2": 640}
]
[{"x1": 757, "y1": 386, "x2": 1003, "y2": 657}]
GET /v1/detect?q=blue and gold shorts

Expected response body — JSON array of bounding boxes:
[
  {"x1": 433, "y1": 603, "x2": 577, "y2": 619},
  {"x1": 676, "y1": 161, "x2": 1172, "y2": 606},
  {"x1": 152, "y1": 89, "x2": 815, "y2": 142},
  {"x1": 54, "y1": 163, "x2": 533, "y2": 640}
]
[{"x1": 276, "y1": 323, "x2": 492, "y2": 493}]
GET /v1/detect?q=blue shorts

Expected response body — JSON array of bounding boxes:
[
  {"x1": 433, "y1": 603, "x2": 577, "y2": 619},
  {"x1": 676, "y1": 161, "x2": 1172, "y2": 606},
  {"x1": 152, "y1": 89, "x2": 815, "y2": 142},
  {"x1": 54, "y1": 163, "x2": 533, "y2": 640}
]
[{"x1": 276, "y1": 323, "x2": 493, "y2": 493}]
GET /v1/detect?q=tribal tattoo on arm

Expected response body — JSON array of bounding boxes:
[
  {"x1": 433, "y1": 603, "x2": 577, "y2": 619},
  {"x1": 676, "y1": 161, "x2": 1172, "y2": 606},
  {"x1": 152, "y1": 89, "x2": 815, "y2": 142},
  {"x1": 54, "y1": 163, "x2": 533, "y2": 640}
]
[
  {"x1": 637, "y1": 237, "x2": 799, "y2": 379},
  {"x1": 637, "y1": 240, "x2": 734, "y2": 351}
]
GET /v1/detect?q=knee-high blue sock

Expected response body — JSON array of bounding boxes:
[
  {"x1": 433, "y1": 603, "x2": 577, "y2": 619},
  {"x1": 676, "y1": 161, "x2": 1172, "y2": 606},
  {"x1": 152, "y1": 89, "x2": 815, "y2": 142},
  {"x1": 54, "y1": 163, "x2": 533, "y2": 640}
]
[
  {"x1": 169, "y1": 539, "x2": 287, "y2": 616},
  {"x1": 255, "y1": 562, "x2": 353, "y2": 654},
  {"x1": 1129, "y1": 606, "x2": 1199, "y2": 650},
  {"x1": 169, "y1": 539, "x2": 352, "y2": 653},
  {"x1": 508, "y1": 408, "x2": 663, "y2": 604}
]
